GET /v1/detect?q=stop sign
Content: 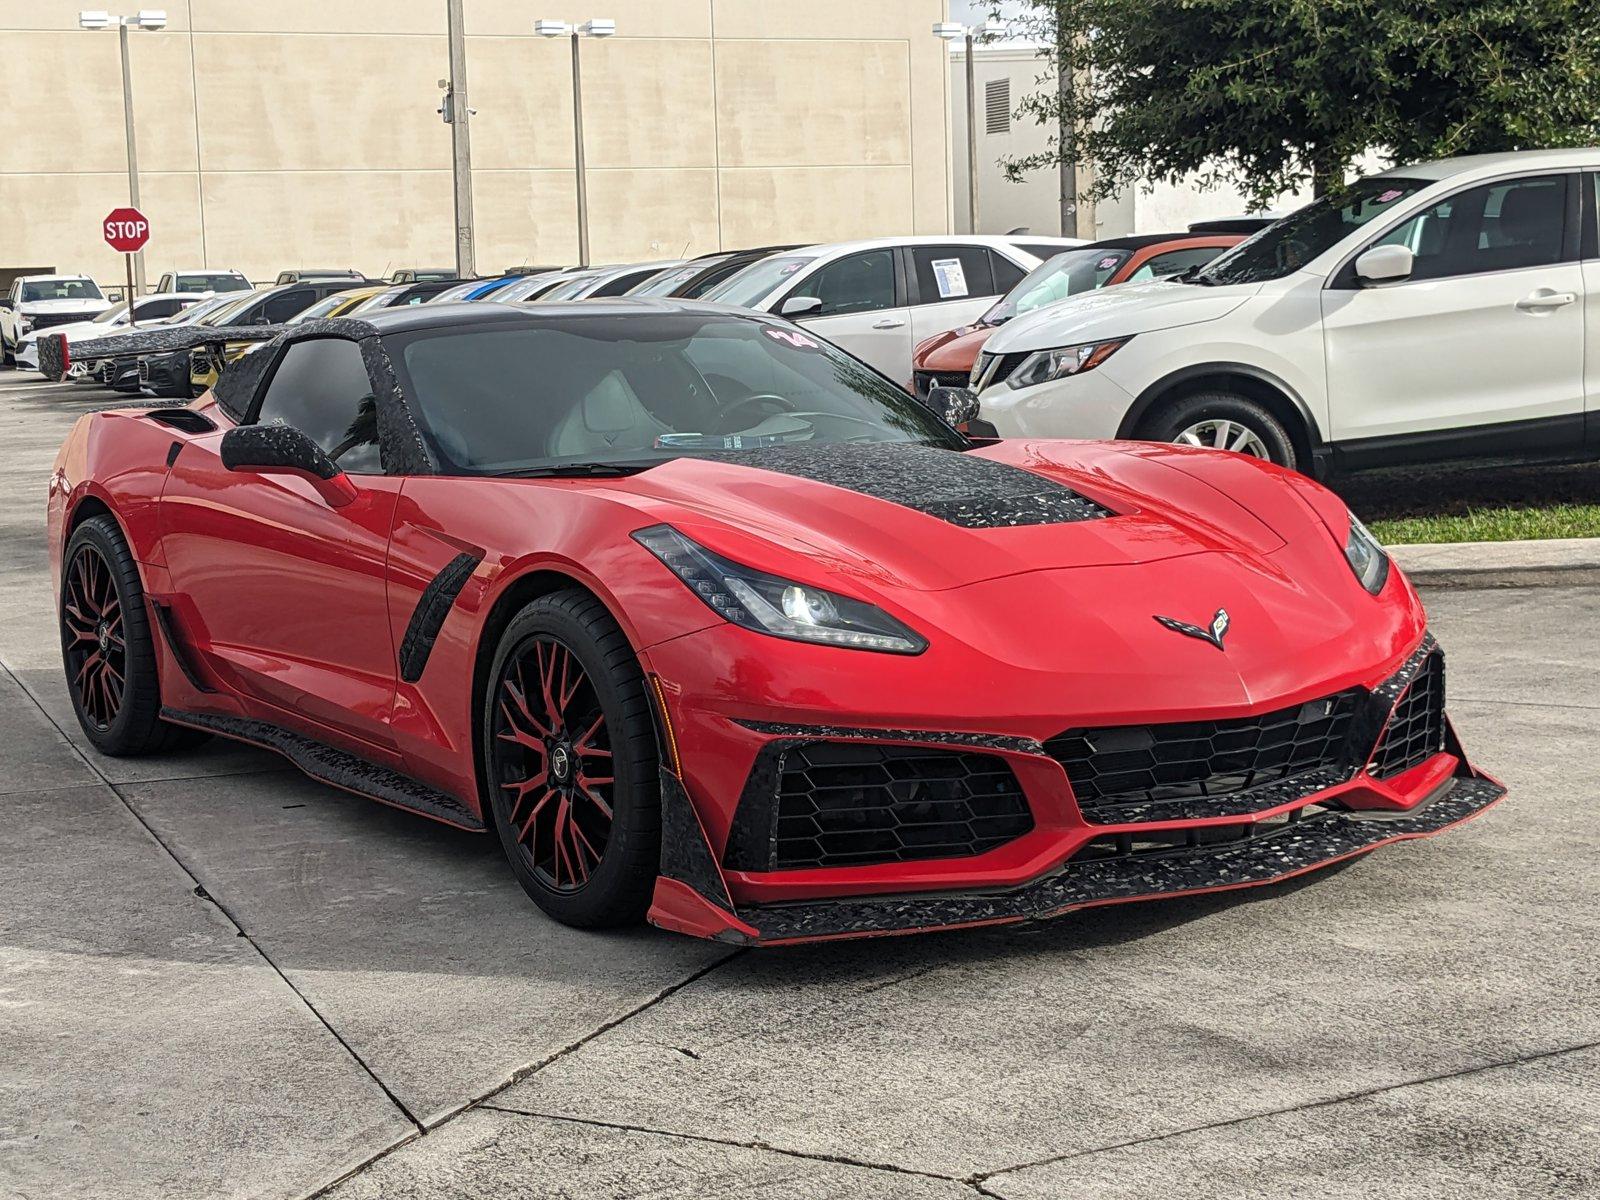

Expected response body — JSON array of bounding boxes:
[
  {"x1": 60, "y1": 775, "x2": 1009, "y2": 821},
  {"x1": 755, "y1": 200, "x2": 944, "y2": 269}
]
[{"x1": 103, "y1": 207, "x2": 150, "y2": 253}]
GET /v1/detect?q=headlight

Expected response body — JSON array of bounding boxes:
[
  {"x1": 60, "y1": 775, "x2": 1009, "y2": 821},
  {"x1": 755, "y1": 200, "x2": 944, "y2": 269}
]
[
  {"x1": 1006, "y1": 338, "x2": 1127, "y2": 389},
  {"x1": 1344, "y1": 512, "x2": 1390, "y2": 595},
  {"x1": 634, "y1": 525, "x2": 927, "y2": 654}
]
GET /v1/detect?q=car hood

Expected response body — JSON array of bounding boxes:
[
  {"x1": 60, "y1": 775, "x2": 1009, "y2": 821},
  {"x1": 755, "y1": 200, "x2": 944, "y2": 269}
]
[
  {"x1": 20, "y1": 319, "x2": 114, "y2": 344},
  {"x1": 20, "y1": 298, "x2": 111, "y2": 317},
  {"x1": 602, "y1": 439, "x2": 1330, "y2": 594},
  {"x1": 914, "y1": 324, "x2": 993, "y2": 374},
  {"x1": 983, "y1": 278, "x2": 1256, "y2": 354}
]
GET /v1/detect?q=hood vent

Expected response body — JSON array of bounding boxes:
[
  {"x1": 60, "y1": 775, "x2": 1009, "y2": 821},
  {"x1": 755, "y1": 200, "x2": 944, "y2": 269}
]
[{"x1": 719, "y1": 443, "x2": 1112, "y2": 529}]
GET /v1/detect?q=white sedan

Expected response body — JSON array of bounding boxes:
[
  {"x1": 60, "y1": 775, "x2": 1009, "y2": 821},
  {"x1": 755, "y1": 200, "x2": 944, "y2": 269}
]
[
  {"x1": 699, "y1": 234, "x2": 1084, "y2": 381},
  {"x1": 16, "y1": 293, "x2": 208, "y2": 372}
]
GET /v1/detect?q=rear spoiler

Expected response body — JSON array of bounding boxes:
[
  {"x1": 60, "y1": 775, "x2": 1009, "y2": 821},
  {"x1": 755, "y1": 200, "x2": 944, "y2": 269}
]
[{"x1": 37, "y1": 324, "x2": 283, "y2": 383}]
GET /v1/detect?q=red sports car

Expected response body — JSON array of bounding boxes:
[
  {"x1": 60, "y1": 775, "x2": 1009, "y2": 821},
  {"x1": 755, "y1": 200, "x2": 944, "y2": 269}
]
[{"x1": 42, "y1": 303, "x2": 1503, "y2": 945}]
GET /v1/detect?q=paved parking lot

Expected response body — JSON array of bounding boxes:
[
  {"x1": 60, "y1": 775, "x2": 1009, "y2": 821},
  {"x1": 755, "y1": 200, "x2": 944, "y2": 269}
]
[{"x1": 0, "y1": 371, "x2": 1596, "y2": 1200}]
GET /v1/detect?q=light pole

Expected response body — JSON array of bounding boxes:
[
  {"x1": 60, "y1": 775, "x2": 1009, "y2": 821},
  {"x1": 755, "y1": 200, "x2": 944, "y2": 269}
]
[
  {"x1": 535, "y1": 17, "x2": 615, "y2": 268},
  {"x1": 933, "y1": 21, "x2": 985, "y2": 235},
  {"x1": 79, "y1": 9, "x2": 165, "y2": 296},
  {"x1": 443, "y1": 0, "x2": 477, "y2": 278}
]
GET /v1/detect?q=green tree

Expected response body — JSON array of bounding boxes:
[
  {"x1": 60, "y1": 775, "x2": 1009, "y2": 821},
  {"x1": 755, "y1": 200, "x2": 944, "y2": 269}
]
[{"x1": 1000, "y1": 0, "x2": 1600, "y2": 211}]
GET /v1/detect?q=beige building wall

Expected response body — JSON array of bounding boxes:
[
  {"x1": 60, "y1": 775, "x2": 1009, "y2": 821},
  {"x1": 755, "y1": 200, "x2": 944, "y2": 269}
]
[{"x1": 1, "y1": 0, "x2": 953, "y2": 287}]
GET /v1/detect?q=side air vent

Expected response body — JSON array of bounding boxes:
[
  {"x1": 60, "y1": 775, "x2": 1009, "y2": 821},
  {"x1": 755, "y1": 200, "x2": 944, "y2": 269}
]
[
  {"x1": 143, "y1": 408, "x2": 217, "y2": 433},
  {"x1": 1368, "y1": 652, "x2": 1446, "y2": 778}
]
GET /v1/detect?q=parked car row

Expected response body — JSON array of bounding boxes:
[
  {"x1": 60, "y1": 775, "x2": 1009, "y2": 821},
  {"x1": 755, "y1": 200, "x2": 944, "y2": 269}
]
[{"x1": 22, "y1": 149, "x2": 1596, "y2": 479}]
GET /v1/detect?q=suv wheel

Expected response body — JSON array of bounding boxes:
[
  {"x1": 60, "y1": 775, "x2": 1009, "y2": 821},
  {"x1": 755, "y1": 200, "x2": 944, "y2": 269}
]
[{"x1": 1141, "y1": 391, "x2": 1299, "y2": 471}]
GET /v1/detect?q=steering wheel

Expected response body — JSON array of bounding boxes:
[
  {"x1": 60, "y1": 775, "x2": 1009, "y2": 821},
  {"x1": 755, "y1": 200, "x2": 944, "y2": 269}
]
[
  {"x1": 714, "y1": 393, "x2": 796, "y2": 433},
  {"x1": 1275, "y1": 236, "x2": 1313, "y2": 272}
]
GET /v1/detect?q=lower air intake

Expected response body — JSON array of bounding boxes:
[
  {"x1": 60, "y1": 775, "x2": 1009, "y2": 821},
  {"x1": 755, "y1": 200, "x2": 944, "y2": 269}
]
[
  {"x1": 1369, "y1": 652, "x2": 1446, "y2": 778},
  {"x1": 741, "y1": 741, "x2": 1034, "y2": 871}
]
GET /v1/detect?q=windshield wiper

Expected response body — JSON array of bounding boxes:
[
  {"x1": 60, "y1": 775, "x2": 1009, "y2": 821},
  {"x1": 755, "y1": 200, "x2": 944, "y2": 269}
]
[
  {"x1": 496, "y1": 461, "x2": 653, "y2": 478},
  {"x1": 1175, "y1": 264, "x2": 1215, "y2": 286}
]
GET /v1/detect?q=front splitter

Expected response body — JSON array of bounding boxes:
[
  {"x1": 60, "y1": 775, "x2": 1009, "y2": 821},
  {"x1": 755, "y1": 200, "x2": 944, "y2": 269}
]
[{"x1": 732, "y1": 773, "x2": 1505, "y2": 945}]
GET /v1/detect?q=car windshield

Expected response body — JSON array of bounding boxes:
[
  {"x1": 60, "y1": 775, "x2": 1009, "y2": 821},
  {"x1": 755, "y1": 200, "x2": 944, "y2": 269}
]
[
  {"x1": 92, "y1": 303, "x2": 131, "y2": 324},
  {"x1": 1193, "y1": 176, "x2": 1432, "y2": 285},
  {"x1": 178, "y1": 273, "x2": 249, "y2": 292},
  {"x1": 541, "y1": 274, "x2": 602, "y2": 300},
  {"x1": 629, "y1": 260, "x2": 718, "y2": 298},
  {"x1": 981, "y1": 247, "x2": 1131, "y2": 324},
  {"x1": 390, "y1": 312, "x2": 965, "y2": 475},
  {"x1": 21, "y1": 278, "x2": 103, "y2": 303},
  {"x1": 700, "y1": 254, "x2": 818, "y2": 308},
  {"x1": 174, "y1": 295, "x2": 238, "y2": 324},
  {"x1": 199, "y1": 293, "x2": 260, "y2": 325}
]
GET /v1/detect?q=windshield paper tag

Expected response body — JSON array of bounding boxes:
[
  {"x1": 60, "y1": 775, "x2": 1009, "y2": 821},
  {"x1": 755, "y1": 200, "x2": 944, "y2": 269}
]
[
  {"x1": 1096, "y1": 255, "x2": 1121, "y2": 270},
  {"x1": 763, "y1": 326, "x2": 820, "y2": 349},
  {"x1": 1375, "y1": 188, "x2": 1404, "y2": 203},
  {"x1": 931, "y1": 258, "x2": 969, "y2": 298}
]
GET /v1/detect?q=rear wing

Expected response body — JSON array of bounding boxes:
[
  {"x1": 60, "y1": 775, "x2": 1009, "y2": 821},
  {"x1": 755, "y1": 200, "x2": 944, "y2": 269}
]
[{"x1": 37, "y1": 324, "x2": 283, "y2": 383}]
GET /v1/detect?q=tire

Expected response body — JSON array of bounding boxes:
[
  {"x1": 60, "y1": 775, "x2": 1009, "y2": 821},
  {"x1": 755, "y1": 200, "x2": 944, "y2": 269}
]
[
  {"x1": 481, "y1": 589, "x2": 660, "y2": 928},
  {"x1": 1, "y1": 332, "x2": 14, "y2": 367},
  {"x1": 60, "y1": 514, "x2": 209, "y2": 756},
  {"x1": 1139, "y1": 390, "x2": 1299, "y2": 471}
]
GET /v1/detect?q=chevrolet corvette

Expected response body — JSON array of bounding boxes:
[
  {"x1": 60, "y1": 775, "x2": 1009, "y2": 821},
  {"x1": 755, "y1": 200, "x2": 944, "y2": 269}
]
[{"x1": 41, "y1": 301, "x2": 1503, "y2": 944}]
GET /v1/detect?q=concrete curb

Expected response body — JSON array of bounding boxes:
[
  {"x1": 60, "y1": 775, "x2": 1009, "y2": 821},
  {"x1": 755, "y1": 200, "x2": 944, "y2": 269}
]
[{"x1": 1392, "y1": 536, "x2": 1600, "y2": 588}]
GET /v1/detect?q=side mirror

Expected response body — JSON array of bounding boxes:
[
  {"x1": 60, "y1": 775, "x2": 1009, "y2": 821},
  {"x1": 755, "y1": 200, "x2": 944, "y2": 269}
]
[
  {"x1": 928, "y1": 385, "x2": 980, "y2": 428},
  {"x1": 1354, "y1": 244, "x2": 1414, "y2": 285},
  {"x1": 220, "y1": 424, "x2": 358, "y2": 507},
  {"x1": 778, "y1": 295, "x2": 823, "y2": 319}
]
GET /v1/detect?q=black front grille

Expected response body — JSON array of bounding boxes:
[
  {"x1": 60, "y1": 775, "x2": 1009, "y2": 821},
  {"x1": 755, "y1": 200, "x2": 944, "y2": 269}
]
[
  {"x1": 913, "y1": 369, "x2": 970, "y2": 399},
  {"x1": 1369, "y1": 653, "x2": 1446, "y2": 778},
  {"x1": 1045, "y1": 691, "x2": 1362, "y2": 822},
  {"x1": 763, "y1": 742, "x2": 1033, "y2": 870},
  {"x1": 26, "y1": 312, "x2": 88, "y2": 332}
]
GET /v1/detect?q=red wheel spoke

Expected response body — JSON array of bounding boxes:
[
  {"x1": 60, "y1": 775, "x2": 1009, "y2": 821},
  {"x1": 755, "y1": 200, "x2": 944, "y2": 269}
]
[
  {"x1": 572, "y1": 713, "x2": 605, "y2": 753},
  {"x1": 517, "y1": 788, "x2": 557, "y2": 842},
  {"x1": 493, "y1": 633, "x2": 614, "y2": 894},
  {"x1": 503, "y1": 669, "x2": 553, "y2": 739},
  {"x1": 576, "y1": 780, "x2": 613, "y2": 820}
]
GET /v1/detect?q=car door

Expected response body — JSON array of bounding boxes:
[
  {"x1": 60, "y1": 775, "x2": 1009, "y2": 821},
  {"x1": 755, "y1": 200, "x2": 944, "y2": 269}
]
[
  {"x1": 1582, "y1": 172, "x2": 1600, "y2": 448},
  {"x1": 158, "y1": 336, "x2": 404, "y2": 757},
  {"x1": 779, "y1": 249, "x2": 909, "y2": 377},
  {"x1": 1321, "y1": 172, "x2": 1585, "y2": 449},
  {"x1": 905, "y1": 244, "x2": 1006, "y2": 353}
]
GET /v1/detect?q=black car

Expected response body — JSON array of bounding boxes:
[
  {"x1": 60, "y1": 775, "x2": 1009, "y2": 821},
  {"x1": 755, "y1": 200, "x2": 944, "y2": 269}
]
[{"x1": 138, "y1": 280, "x2": 367, "y2": 398}]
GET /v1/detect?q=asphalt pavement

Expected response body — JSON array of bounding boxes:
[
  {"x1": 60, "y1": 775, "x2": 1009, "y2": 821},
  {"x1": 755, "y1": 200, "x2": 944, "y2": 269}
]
[{"x1": 0, "y1": 371, "x2": 1595, "y2": 1200}]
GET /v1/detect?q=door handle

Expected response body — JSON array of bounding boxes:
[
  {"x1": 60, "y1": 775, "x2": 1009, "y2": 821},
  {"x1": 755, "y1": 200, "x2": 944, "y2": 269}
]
[
  {"x1": 1515, "y1": 290, "x2": 1577, "y2": 311},
  {"x1": 871, "y1": 318, "x2": 906, "y2": 329}
]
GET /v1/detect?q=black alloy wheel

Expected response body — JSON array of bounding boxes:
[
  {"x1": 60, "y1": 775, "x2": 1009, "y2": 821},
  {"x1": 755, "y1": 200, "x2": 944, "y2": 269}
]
[
  {"x1": 483, "y1": 590, "x2": 660, "y2": 927},
  {"x1": 60, "y1": 514, "x2": 208, "y2": 755}
]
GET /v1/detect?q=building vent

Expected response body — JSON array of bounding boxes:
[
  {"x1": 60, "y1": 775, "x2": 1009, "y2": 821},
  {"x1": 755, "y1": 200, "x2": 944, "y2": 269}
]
[{"x1": 985, "y1": 78, "x2": 1010, "y2": 134}]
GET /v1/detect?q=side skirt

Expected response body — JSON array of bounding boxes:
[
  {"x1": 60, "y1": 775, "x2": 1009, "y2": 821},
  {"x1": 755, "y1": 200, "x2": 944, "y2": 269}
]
[{"x1": 160, "y1": 707, "x2": 485, "y2": 832}]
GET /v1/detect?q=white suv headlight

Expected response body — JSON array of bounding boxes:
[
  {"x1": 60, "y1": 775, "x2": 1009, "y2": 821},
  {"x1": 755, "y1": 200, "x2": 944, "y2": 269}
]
[{"x1": 1006, "y1": 338, "x2": 1127, "y2": 389}]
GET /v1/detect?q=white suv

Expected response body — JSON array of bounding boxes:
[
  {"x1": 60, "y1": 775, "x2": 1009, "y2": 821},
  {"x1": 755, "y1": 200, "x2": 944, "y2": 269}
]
[
  {"x1": 1, "y1": 275, "x2": 111, "y2": 365},
  {"x1": 702, "y1": 234, "x2": 1084, "y2": 381},
  {"x1": 975, "y1": 149, "x2": 1600, "y2": 475}
]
